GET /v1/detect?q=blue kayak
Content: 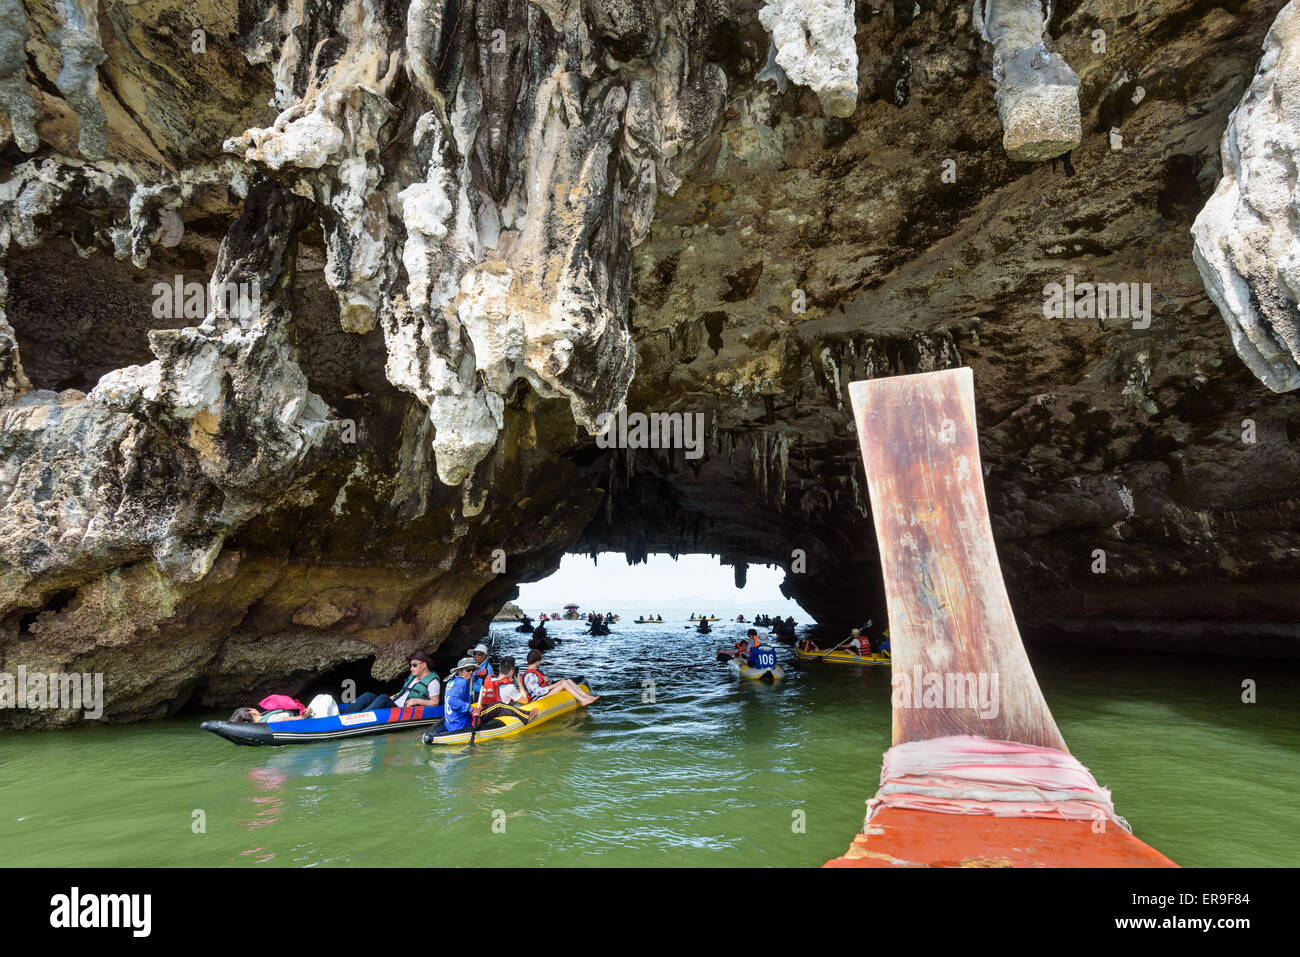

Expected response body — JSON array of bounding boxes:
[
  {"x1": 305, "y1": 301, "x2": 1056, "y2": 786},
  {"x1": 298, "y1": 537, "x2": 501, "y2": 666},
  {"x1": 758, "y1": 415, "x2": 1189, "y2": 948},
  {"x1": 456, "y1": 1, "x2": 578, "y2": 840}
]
[{"x1": 201, "y1": 704, "x2": 444, "y2": 746}]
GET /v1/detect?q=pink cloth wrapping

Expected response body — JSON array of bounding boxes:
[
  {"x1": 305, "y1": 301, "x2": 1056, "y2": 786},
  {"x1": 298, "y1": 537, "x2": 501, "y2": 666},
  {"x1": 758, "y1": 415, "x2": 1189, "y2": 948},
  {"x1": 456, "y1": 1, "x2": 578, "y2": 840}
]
[{"x1": 866, "y1": 735, "x2": 1130, "y2": 831}]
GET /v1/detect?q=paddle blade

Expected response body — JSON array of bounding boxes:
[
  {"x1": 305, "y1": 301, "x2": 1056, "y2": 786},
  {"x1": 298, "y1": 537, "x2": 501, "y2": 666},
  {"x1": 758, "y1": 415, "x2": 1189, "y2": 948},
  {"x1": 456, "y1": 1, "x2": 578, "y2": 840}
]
[{"x1": 849, "y1": 368, "x2": 1066, "y2": 751}]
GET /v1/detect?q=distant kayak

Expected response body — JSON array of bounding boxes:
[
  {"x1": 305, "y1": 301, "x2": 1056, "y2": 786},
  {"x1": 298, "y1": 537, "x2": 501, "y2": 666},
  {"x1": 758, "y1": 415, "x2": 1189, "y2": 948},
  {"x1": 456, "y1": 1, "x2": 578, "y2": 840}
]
[
  {"x1": 201, "y1": 704, "x2": 444, "y2": 746},
  {"x1": 728, "y1": 658, "x2": 784, "y2": 682},
  {"x1": 794, "y1": 647, "x2": 891, "y2": 666},
  {"x1": 421, "y1": 684, "x2": 593, "y2": 745}
]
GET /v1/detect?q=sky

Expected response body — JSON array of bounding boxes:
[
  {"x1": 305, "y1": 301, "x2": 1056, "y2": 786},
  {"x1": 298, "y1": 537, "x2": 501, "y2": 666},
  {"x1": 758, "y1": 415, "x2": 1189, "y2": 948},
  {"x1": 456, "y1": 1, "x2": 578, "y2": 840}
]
[{"x1": 514, "y1": 553, "x2": 809, "y2": 616}]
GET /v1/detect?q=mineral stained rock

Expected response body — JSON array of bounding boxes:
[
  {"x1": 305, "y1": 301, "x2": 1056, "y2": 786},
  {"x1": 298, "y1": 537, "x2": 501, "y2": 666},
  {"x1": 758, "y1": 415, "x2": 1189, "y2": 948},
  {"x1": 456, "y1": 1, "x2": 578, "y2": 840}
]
[
  {"x1": 1193, "y1": 0, "x2": 1300, "y2": 394},
  {"x1": 972, "y1": 0, "x2": 1081, "y2": 161},
  {"x1": 1, "y1": 0, "x2": 1299, "y2": 728},
  {"x1": 757, "y1": 0, "x2": 858, "y2": 118}
]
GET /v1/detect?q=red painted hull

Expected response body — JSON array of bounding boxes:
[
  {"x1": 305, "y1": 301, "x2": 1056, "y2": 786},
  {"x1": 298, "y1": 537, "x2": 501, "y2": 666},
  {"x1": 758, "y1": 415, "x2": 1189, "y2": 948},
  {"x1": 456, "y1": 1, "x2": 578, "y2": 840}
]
[{"x1": 825, "y1": 807, "x2": 1178, "y2": 868}]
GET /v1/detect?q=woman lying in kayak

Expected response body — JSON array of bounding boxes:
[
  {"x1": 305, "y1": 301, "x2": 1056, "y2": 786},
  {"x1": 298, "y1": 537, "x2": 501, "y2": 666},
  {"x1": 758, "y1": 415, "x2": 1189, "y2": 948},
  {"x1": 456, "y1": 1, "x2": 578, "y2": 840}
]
[
  {"x1": 229, "y1": 692, "x2": 337, "y2": 723},
  {"x1": 228, "y1": 689, "x2": 345, "y2": 722},
  {"x1": 521, "y1": 650, "x2": 599, "y2": 706}
]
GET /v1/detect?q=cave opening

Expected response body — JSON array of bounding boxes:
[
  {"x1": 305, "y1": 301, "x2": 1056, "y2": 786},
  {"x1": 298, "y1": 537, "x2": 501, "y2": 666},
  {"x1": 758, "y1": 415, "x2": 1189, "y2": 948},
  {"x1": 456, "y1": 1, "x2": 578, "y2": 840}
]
[{"x1": 511, "y1": 551, "x2": 812, "y2": 625}]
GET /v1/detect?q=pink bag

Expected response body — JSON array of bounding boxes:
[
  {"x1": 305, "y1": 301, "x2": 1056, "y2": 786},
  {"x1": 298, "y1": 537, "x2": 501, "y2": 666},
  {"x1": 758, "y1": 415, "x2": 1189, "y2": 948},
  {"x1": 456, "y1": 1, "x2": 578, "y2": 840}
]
[{"x1": 257, "y1": 694, "x2": 306, "y2": 715}]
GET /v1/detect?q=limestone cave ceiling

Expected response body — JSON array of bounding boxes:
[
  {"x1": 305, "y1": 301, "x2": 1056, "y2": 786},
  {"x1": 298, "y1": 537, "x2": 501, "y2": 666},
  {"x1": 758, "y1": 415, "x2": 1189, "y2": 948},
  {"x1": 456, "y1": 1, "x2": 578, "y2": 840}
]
[{"x1": 1, "y1": 0, "x2": 1299, "y2": 725}]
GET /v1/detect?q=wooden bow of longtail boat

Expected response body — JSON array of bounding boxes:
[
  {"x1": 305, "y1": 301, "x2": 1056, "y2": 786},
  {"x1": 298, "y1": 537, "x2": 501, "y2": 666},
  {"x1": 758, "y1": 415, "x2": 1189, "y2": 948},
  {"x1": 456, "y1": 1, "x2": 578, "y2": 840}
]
[{"x1": 827, "y1": 368, "x2": 1176, "y2": 868}]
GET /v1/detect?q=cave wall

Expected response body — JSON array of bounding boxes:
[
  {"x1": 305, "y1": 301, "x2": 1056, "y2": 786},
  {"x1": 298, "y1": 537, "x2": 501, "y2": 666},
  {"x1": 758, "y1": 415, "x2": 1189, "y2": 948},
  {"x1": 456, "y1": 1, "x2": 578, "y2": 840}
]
[{"x1": 1, "y1": 0, "x2": 1299, "y2": 727}]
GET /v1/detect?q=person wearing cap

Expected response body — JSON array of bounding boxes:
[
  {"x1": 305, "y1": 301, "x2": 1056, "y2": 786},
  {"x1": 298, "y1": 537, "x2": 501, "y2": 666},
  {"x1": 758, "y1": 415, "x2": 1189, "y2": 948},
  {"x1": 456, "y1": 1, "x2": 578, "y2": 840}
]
[
  {"x1": 846, "y1": 629, "x2": 864, "y2": 656},
  {"x1": 470, "y1": 643, "x2": 495, "y2": 697},
  {"x1": 338, "y1": 651, "x2": 441, "y2": 714},
  {"x1": 438, "y1": 657, "x2": 479, "y2": 732}
]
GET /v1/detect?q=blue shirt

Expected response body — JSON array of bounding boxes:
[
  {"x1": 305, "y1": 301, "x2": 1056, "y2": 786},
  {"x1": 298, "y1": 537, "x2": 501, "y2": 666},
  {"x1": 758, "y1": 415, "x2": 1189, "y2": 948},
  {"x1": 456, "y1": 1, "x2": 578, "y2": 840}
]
[
  {"x1": 444, "y1": 675, "x2": 473, "y2": 731},
  {"x1": 471, "y1": 661, "x2": 495, "y2": 697},
  {"x1": 748, "y1": 644, "x2": 777, "y2": 669}
]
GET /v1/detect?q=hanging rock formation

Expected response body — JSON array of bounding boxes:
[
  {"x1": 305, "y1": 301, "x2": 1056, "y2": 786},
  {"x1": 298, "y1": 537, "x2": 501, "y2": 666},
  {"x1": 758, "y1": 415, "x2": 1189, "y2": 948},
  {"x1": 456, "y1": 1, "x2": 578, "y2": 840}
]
[
  {"x1": 972, "y1": 0, "x2": 1081, "y2": 161},
  {"x1": 1, "y1": 0, "x2": 1299, "y2": 727},
  {"x1": 1193, "y1": 0, "x2": 1300, "y2": 393}
]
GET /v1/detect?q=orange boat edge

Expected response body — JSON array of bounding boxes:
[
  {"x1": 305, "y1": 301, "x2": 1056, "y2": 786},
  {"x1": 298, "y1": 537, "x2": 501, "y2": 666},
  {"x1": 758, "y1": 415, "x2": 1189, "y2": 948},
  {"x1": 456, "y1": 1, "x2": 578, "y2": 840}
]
[
  {"x1": 832, "y1": 369, "x2": 1179, "y2": 868},
  {"x1": 825, "y1": 808, "x2": 1178, "y2": 868}
]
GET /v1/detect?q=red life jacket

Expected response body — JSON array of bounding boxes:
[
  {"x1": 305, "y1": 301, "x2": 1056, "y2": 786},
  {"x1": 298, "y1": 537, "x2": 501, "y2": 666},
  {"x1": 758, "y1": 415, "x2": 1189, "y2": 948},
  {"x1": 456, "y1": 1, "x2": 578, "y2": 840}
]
[
  {"x1": 523, "y1": 667, "x2": 550, "y2": 692},
  {"x1": 479, "y1": 674, "x2": 513, "y2": 708}
]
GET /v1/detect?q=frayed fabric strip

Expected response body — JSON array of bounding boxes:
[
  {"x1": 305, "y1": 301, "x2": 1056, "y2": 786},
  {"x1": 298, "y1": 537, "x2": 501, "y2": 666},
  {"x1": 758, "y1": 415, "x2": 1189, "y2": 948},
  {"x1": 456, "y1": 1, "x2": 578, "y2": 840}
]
[{"x1": 866, "y1": 734, "x2": 1131, "y2": 832}]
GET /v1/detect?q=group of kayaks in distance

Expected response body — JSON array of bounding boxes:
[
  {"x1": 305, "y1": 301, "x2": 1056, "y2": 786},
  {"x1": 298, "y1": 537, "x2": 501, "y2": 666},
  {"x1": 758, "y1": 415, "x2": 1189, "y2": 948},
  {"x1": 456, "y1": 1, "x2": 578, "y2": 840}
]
[
  {"x1": 535, "y1": 610, "x2": 619, "y2": 622},
  {"x1": 712, "y1": 622, "x2": 892, "y2": 683}
]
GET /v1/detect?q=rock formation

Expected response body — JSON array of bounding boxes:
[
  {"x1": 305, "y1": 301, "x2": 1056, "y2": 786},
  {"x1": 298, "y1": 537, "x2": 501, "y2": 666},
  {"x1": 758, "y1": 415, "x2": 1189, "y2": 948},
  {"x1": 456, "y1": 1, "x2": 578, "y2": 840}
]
[
  {"x1": 1, "y1": 0, "x2": 1298, "y2": 727},
  {"x1": 1193, "y1": 0, "x2": 1300, "y2": 393}
]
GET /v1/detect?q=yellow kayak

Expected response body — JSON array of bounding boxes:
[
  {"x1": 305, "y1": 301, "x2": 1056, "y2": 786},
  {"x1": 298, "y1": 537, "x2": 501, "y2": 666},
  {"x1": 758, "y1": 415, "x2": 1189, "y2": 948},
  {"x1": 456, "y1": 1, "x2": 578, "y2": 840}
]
[
  {"x1": 728, "y1": 658, "x2": 785, "y2": 682},
  {"x1": 422, "y1": 684, "x2": 592, "y2": 745},
  {"x1": 794, "y1": 647, "x2": 891, "y2": 666}
]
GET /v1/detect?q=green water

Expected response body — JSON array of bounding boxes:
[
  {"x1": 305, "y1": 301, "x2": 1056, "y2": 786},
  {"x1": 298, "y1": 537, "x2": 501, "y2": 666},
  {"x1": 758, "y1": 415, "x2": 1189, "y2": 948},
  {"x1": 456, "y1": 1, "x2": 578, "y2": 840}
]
[{"x1": 2, "y1": 620, "x2": 1297, "y2": 867}]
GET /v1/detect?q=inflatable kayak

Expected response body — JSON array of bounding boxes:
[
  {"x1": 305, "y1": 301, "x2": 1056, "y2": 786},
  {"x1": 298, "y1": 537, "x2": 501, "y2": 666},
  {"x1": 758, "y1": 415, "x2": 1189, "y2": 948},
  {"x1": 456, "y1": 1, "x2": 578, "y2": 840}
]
[
  {"x1": 794, "y1": 647, "x2": 891, "y2": 666},
  {"x1": 201, "y1": 703, "x2": 444, "y2": 746},
  {"x1": 728, "y1": 658, "x2": 784, "y2": 682},
  {"x1": 422, "y1": 683, "x2": 593, "y2": 745}
]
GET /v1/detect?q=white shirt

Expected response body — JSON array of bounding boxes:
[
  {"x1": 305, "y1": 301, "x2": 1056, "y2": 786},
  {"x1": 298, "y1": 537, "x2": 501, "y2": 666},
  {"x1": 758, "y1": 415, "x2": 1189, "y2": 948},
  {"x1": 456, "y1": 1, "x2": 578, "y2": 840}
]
[{"x1": 498, "y1": 681, "x2": 523, "y2": 704}]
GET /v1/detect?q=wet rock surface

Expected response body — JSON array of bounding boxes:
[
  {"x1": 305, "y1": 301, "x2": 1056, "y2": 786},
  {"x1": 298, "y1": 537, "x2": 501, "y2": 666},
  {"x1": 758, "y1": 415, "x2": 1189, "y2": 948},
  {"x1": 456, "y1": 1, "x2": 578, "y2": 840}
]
[{"x1": 1, "y1": 0, "x2": 1298, "y2": 726}]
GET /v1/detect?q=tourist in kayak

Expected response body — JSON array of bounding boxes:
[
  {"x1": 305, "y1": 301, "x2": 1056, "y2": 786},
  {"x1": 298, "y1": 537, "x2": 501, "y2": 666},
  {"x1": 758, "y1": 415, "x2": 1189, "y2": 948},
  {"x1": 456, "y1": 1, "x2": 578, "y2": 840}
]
[
  {"x1": 745, "y1": 631, "x2": 778, "y2": 671},
  {"x1": 846, "y1": 628, "x2": 865, "y2": 655},
  {"x1": 521, "y1": 649, "x2": 599, "y2": 706},
  {"x1": 435, "y1": 657, "x2": 478, "y2": 733},
  {"x1": 338, "y1": 651, "x2": 441, "y2": 714},
  {"x1": 229, "y1": 706, "x2": 307, "y2": 723},
  {"x1": 228, "y1": 691, "x2": 340, "y2": 723},
  {"x1": 470, "y1": 644, "x2": 494, "y2": 696},
  {"x1": 722, "y1": 629, "x2": 761, "y2": 658},
  {"x1": 475, "y1": 656, "x2": 533, "y2": 726}
]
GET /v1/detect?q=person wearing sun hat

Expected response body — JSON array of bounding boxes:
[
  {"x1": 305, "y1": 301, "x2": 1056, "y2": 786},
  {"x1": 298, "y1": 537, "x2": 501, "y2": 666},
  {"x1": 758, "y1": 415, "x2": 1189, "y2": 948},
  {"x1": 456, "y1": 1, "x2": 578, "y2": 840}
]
[
  {"x1": 436, "y1": 657, "x2": 479, "y2": 733},
  {"x1": 469, "y1": 643, "x2": 494, "y2": 697}
]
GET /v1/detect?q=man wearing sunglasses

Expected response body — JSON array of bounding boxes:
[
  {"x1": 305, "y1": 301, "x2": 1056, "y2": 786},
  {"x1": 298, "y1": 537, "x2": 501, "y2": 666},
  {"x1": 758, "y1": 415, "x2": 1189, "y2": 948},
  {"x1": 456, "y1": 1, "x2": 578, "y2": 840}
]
[{"x1": 338, "y1": 651, "x2": 441, "y2": 713}]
